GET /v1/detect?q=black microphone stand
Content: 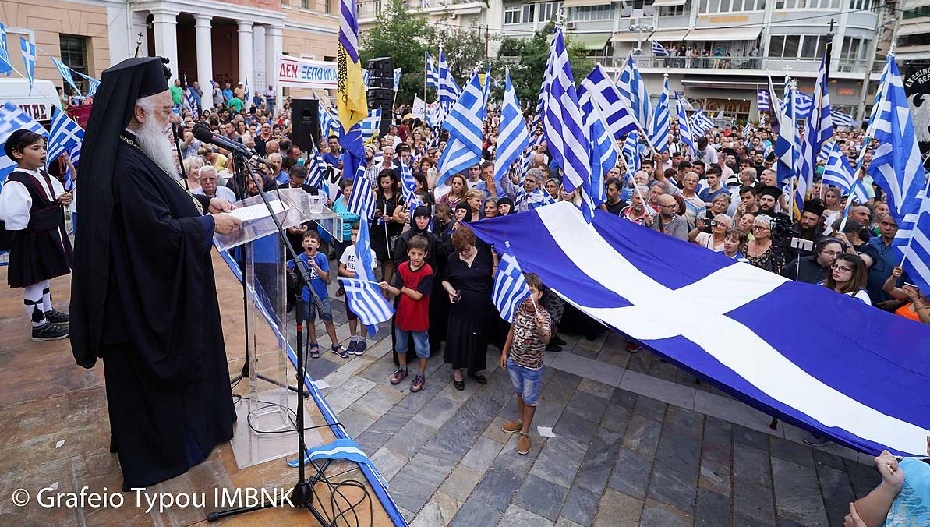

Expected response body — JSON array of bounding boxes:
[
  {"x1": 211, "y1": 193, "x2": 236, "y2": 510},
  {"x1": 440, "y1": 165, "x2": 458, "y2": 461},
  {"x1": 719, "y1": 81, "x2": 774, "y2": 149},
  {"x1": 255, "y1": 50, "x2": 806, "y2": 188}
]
[{"x1": 208, "y1": 151, "x2": 331, "y2": 525}]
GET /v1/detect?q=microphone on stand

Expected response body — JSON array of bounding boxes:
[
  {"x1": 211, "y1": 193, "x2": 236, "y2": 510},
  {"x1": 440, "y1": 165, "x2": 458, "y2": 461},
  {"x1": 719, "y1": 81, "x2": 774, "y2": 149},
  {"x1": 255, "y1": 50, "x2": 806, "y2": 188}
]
[{"x1": 192, "y1": 124, "x2": 271, "y2": 166}]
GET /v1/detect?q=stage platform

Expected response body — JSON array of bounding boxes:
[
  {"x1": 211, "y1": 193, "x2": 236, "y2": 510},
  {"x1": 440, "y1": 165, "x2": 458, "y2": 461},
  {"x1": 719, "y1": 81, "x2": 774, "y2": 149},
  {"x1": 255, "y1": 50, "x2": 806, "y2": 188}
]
[{"x1": 0, "y1": 251, "x2": 403, "y2": 526}]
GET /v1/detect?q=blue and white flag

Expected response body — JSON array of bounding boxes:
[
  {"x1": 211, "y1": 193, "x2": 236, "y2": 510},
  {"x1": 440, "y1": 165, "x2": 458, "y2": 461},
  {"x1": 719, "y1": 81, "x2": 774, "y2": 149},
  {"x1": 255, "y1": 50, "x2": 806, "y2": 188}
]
[
  {"x1": 0, "y1": 102, "x2": 47, "y2": 188},
  {"x1": 347, "y1": 164, "x2": 376, "y2": 219},
  {"x1": 437, "y1": 50, "x2": 460, "y2": 112},
  {"x1": 399, "y1": 161, "x2": 422, "y2": 213},
  {"x1": 436, "y1": 70, "x2": 486, "y2": 185},
  {"x1": 757, "y1": 89, "x2": 771, "y2": 112},
  {"x1": 867, "y1": 54, "x2": 930, "y2": 293},
  {"x1": 676, "y1": 94, "x2": 696, "y2": 158},
  {"x1": 651, "y1": 41, "x2": 669, "y2": 57},
  {"x1": 425, "y1": 52, "x2": 439, "y2": 89},
  {"x1": 0, "y1": 24, "x2": 13, "y2": 75},
  {"x1": 581, "y1": 65, "x2": 638, "y2": 141},
  {"x1": 19, "y1": 37, "x2": 36, "y2": 94},
  {"x1": 578, "y1": 81, "x2": 617, "y2": 221},
  {"x1": 359, "y1": 108, "x2": 381, "y2": 142},
  {"x1": 690, "y1": 109, "x2": 715, "y2": 136},
  {"x1": 52, "y1": 56, "x2": 81, "y2": 96},
  {"x1": 320, "y1": 105, "x2": 340, "y2": 139},
  {"x1": 784, "y1": 89, "x2": 813, "y2": 120},
  {"x1": 831, "y1": 110, "x2": 858, "y2": 128},
  {"x1": 288, "y1": 438, "x2": 378, "y2": 471},
  {"x1": 798, "y1": 50, "x2": 834, "y2": 212},
  {"x1": 339, "y1": 212, "x2": 393, "y2": 335},
  {"x1": 822, "y1": 141, "x2": 866, "y2": 203},
  {"x1": 47, "y1": 108, "x2": 83, "y2": 190},
  {"x1": 493, "y1": 70, "x2": 529, "y2": 183},
  {"x1": 393, "y1": 68, "x2": 402, "y2": 92},
  {"x1": 650, "y1": 75, "x2": 671, "y2": 153},
  {"x1": 471, "y1": 201, "x2": 930, "y2": 457},
  {"x1": 493, "y1": 246, "x2": 531, "y2": 323},
  {"x1": 623, "y1": 131, "x2": 641, "y2": 174},
  {"x1": 307, "y1": 152, "x2": 328, "y2": 188},
  {"x1": 772, "y1": 77, "x2": 800, "y2": 185},
  {"x1": 616, "y1": 53, "x2": 652, "y2": 131},
  {"x1": 542, "y1": 27, "x2": 590, "y2": 193}
]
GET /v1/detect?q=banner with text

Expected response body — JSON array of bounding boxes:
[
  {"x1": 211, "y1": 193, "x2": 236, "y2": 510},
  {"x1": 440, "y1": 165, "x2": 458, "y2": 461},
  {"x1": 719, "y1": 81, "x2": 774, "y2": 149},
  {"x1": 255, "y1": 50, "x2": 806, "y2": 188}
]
[{"x1": 278, "y1": 56, "x2": 338, "y2": 89}]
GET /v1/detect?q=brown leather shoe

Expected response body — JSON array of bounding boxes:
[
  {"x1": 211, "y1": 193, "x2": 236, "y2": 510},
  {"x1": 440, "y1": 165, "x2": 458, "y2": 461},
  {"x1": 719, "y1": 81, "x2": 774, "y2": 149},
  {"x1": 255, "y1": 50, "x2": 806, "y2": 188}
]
[{"x1": 517, "y1": 433, "x2": 531, "y2": 455}]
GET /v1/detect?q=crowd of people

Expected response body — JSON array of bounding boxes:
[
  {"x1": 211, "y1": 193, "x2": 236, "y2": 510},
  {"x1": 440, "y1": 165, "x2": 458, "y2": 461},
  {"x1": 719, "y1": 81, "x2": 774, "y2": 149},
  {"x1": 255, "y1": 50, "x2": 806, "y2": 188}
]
[{"x1": 5, "y1": 59, "x2": 926, "y2": 482}]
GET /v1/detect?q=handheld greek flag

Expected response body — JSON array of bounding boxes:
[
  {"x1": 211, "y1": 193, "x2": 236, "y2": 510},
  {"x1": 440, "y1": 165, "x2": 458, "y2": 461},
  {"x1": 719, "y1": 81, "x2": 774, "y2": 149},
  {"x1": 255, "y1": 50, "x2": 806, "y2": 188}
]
[
  {"x1": 783, "y1": 89, "x2": 813, "y2": 120},
  {"x1": 359, "y1": 108, "x2": 381, "y2": 142},
  {"x1": 651, "y1": 41, "x2": 669, "y2": 57},
  {"x1": 340, "y1": 212, "x2": 393, "y2": 335},
  {"x1": 616, "y1": 54, "x2": 652, "y2": 131},
  {"x1": 581, "y1": 65, "x2": 637, "y2": 141},
  {"x1": 650, "y1": 75, "x2": 671, "y2": 153},
  {"x1": 772, "y1": 77, "x2": 800, "y2": 185},
  {"x1": 493, "y1": 245, "x2": 531, "y2": 323},
  {"x1": 307, "y1": 152, "x2": 328, "y2": 188},
  {"x1": 0, "y1": 24, "x2": 11, "y2": 75},
  {"x1": 798, "y1": 49, "x2": 834, "y2": 212},
  {"x1": 623, "y1": 131, "x2": 641, "y2": 174},
  {"x1": 347, "y1": 163, "x2": 376, "y2": 219},
  {"x1": 757, "y1": 89, "x2": 771, "y2": 112},
  {"x1": 19, "y1": 38, "x2": 36, "y2": 94},
  {"x1": 676, "y1": 94, "x2": 696, "y2": 158},
  {"x1": 52, "y1": 56, "x2": 81, "y2": 96},
  {"x1": 0, "y1": 102, "x2": 47, "y2": 188},
  {"x1": 47, "y1": 108, "x2": 84, "y2": 190},
  {"x1": 542, "y1": 27, "x2": 591, "y2": 194},
  {"x1": 393, "y1": 68, "x2": 402, "y2": 92},
  {"x1": 866, "y1": 54, "x2": 930, "y2": 293},
  {"x1": 320, "y1": 105, "x2": 340, "y2": 140},
  {"x1": 438, "y1": 50, "x2": 461, "y2": 112},
  {"x1": 578, "y1": 81, "x2": 617, "y2": 221},
  {"x1": 822, "y1": 141, "x2": 868, "y2": 205},
  {"x1": 493, "y1": 70, "x2": 529, "y2": 183},
  {"x1": 425, "y1": 52, "x2": 439, "y2": 89},
  {"x1": 436, "y1": 70, "x2": 486, "y2": 185},
  {"x1": 690, "y1": 110, "x2": 715, "y2": 136}
]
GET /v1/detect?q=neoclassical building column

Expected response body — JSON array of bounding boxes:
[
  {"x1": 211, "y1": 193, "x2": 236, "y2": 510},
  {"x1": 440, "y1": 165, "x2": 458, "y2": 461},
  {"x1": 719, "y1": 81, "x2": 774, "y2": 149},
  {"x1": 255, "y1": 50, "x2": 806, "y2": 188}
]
[
  {"x1": 151, "y1": 9, "x2": 179, "y2": 83},
  {"x1": 264, "y1": 24, "x2": 283, "y2": 113},
  {"x1": 194, "y1": 14, "x2": 215, "y2": 109},
  {"x1": 237, "y1": 20, "x2": 254, "y2": 100}
]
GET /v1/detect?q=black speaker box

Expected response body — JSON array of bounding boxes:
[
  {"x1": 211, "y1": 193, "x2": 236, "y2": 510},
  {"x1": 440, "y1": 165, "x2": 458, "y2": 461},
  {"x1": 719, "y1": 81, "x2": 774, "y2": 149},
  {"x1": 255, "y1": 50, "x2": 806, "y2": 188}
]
[
  {"x1": 290, "y1": 99, "x2": 320, "y2": 152},
  {"x1": 368, "y1": 88, "x2": 393, "y2": 104},
  {"x1": 367, "y1": 76, "x2": 393, "y2": 90},
  {"x1": 367, "y1": 57, "x2": 394, "y2": 77}
]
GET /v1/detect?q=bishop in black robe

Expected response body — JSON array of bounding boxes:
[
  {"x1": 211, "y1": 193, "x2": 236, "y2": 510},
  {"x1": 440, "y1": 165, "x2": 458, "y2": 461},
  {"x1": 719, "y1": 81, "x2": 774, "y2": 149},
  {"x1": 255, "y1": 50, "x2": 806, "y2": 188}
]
[{"x1": 70, "y1": 57, "x2": 239, "y2": 491}]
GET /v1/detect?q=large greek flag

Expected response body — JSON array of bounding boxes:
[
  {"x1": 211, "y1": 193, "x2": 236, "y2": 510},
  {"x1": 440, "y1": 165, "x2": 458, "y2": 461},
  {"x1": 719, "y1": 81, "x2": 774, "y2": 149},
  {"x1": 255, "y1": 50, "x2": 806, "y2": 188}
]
[
  {"x1": 493, "y1": 70, "x2": 529, "y2": 183},
  {"x1": 542, "y1": 27, "x2": 590, "y2": 193},
  {"x1": 650, "y1": 75, "x2": 670, "y2": 153},
  {"x1": 867, "y1": 54, "x2": 930, "y2": 294},
  {"x1": 772, "y1": 77, "x2": 800, "y2": 185},
  {"x1": 425, "y1": 52, "x2": 439, "y2": 89},
  {"x1": 578, "y1": 82, "x2": 616, "y2": 221},
  {"x1": 493, "y1": 247, "x2": 531, "y2": 323},
  {"x1": 472, "y1": 202, "x2": 930, "y2": 457},
  {"x1": 580, "y1": 65, "x2": 637, "y2": 141},
  {"x1": 437, "y1": 50, "x2": 460, "y2": 112}
]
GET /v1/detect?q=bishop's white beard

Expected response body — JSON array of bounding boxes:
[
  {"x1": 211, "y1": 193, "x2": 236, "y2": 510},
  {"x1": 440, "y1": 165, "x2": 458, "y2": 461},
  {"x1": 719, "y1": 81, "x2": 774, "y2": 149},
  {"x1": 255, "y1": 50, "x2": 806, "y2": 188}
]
[{"x1": 135, "y1": 117, "x2": 177, "y2": 176}]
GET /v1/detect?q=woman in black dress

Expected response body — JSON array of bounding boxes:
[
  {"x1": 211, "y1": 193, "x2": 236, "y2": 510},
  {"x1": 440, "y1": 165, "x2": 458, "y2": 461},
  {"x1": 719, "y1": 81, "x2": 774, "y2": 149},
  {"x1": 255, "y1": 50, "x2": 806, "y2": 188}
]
[
  {"x1": 371, "y1": 169, "x2": 405, "y2": 286},
  {"x1": 441, "y1": 223, "x2": 494, "y2": 391}
]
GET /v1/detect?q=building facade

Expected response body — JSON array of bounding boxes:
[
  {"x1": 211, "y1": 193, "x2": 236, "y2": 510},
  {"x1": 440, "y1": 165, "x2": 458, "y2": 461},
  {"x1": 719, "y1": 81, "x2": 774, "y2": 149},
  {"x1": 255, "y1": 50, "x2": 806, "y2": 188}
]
[{"x1": 1, "y1": 0, "x2": 339, "y2": 109}]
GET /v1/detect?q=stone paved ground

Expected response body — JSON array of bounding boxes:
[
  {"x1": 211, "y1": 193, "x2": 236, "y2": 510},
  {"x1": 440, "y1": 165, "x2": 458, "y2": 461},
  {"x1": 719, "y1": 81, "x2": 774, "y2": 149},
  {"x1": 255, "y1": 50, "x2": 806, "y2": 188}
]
[{"x1": 301, "y1": 295, "x2": 882, "y2": 527}]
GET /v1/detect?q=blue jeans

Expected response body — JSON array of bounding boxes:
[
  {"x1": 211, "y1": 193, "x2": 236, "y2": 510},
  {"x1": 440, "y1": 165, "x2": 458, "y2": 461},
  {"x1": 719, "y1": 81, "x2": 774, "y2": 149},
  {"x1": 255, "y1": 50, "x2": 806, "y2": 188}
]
[
  {"x1": 507, "y1": 358, "x2": 542, "y2": 406},
  {"x1": 395, "y1": 328, "x2": 430, "y2": 359}
]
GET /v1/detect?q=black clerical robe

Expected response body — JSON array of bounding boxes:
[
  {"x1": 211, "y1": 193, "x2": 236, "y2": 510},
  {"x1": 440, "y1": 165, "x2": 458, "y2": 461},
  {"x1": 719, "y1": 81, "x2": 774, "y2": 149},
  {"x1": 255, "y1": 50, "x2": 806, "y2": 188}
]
[{"x1": 76, "y1": 135, "x2": 235, "y2": 490}]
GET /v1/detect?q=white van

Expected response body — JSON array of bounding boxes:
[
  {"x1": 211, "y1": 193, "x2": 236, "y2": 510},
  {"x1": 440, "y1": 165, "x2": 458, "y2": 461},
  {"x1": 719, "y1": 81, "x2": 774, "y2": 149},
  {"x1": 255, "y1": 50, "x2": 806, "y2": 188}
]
[{"x1": 0, "y1": 78, "x2": 59, "y2": 124}]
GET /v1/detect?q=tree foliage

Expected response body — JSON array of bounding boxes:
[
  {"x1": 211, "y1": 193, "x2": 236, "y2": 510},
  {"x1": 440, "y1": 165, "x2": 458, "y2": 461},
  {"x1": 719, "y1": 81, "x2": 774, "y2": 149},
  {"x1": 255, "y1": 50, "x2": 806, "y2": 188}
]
[
  {"x1": 494, "y1": 22, "x2": 594, "y2": 108},
  {"x1": 360, "y1": 8, "x2": 592, "y2": 107}
]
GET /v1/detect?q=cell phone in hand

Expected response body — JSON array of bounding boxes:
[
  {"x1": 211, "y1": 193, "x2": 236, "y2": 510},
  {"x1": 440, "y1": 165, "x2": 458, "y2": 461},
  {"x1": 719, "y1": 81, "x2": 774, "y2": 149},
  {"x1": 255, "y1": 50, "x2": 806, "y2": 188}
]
[{"x1": 451, "y1": 291, "x2": 462, "y2": 303}]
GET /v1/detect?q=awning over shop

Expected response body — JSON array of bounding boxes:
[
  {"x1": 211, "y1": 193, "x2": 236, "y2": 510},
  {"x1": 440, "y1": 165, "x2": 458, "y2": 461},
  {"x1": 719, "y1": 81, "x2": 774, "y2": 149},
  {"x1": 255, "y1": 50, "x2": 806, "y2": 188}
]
[
  {"x1": 898, "y1": 21, "x2": 930, "y2": 37},
  {"x1": 651, "y1": 0, "x2": 688, "y2": 6},
  {"x1": 569, "y1": 32, "x2": 613, "y2": 50},
  {"x1": 684, "y1": 27, "x2": 762, "y2": 41},
  {"x1": 648, "y1": 28, "x2": 690, "y2": 41}
]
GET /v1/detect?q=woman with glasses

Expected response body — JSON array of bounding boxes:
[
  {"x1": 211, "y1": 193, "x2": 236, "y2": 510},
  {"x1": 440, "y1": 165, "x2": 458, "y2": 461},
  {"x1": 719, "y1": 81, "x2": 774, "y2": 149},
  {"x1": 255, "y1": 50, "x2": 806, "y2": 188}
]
[
  {"x1": 822, "y1": 253, "x2": 871, "y2": 305},
  {"x1": 438, "y1": 174, "x2": 468, "y2": 209},
  {"x1": 746, "y1": 215, "x2": 778, "y2": 273},
  {"x1": 689, "y1": 214, "x2": 732, "y2": 251}
]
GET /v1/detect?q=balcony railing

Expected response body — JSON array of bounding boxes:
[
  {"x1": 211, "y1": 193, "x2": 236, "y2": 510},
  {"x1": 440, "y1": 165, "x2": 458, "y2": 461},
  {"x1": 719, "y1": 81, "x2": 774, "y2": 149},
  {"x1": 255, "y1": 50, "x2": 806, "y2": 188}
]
[{"x1": 589, "y1": 55, "x2": 875, "y2": 74}]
